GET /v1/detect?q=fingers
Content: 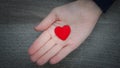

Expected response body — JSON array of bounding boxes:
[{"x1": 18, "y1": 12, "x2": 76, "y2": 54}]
[
  {"x1": 28, "y1": 31, "x2": 51, "y2": 55},
  {"x1": 36, "y1": 44, "x2": 64, "y2": 65},
  {"x1": 50, "y1": 44, "x2": 76, "y2": 64},
  {"x1": 31, "y1": 39, "x2": 55, "y2": 62},
  {"x1": 35, "y1": 11, "x2": 57, "y2": 31}
]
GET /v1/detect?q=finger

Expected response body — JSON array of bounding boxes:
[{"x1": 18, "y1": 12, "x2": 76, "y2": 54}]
[
  {"x1": 35, "y1": 11, "x2": 57, "y2": 31},
  {"x1": 50, "y1": 44, "x2": 76, "y2": 64},
  {"x1": 36, "y1": 44, "x2": 64, "y2": 66},
  {"x1": 30, "y1": 39, "x2": 55, "y2": 62},
  {"x1": 28, "y1": 31, "x2": 51, "y2": 55}
]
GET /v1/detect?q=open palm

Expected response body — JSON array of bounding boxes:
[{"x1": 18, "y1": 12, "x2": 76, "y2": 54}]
[{"x1": 28, "y1": 0, "x2": 102, "y2": 65}]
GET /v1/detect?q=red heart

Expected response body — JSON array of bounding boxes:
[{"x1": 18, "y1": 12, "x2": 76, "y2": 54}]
[{"x1": 55, "y1": 25, "x2": 71, "y2": 40}]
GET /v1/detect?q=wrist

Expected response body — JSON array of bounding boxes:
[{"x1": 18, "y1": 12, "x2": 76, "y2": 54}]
[
  {"x1": 77, "y1": 0, "x2": 102, "y2": 13},
  {"x1": 75, "y1": 0, "x2": 102, "y2": 24}
]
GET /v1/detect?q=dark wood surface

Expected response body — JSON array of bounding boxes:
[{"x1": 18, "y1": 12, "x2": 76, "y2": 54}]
[{"x1": 0, "y1": 0, "x2": 120, "y2": 68}]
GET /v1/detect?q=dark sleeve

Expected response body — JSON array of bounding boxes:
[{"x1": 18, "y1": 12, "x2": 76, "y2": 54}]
[{"x1": 93, "y1": 0, "x2": 115, "y2": 13}]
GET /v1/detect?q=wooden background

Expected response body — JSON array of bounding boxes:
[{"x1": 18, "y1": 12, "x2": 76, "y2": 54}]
[{"x1": 0, "y1": 0, "x2": 120, "y2": 68}]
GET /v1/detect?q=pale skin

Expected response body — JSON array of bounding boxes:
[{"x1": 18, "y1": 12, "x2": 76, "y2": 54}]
[{"x1": 28, "y1": 0, "x2": 102, "y2": 66}]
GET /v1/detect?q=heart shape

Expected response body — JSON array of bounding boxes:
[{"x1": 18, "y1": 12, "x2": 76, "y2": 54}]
[{"x1": 55, "y1": 25, "x2": 71, "y2": 40}]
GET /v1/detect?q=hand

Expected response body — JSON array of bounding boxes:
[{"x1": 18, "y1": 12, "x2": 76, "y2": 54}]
[{"x1": 28, "y1": 0, "x2": 102, "y2": 65}]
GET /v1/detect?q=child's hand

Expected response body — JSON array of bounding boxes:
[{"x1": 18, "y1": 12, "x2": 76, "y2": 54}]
[{"x1": 28, "y1": 0, "x2": 102, "y2": 65}]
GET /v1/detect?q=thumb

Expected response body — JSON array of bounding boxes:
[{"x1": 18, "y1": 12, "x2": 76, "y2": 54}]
[{"x1": 35, "y1": 11, "x2": 57, "y2": 31}]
